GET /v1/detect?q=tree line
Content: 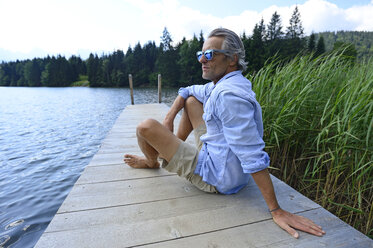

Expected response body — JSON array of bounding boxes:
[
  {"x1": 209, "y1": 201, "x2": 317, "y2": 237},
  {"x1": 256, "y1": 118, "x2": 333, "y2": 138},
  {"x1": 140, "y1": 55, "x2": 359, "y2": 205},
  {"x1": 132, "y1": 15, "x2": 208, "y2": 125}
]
[{"x1": 0, "y1": 7, "x2": 361, "y2": 88}]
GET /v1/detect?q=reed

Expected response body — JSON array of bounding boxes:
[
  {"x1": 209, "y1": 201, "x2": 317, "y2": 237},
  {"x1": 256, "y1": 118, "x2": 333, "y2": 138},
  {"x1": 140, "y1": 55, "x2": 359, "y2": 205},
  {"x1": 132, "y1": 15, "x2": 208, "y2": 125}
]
[{"x1": 250, "y1": 52, "x2": 373, "y2": 237}]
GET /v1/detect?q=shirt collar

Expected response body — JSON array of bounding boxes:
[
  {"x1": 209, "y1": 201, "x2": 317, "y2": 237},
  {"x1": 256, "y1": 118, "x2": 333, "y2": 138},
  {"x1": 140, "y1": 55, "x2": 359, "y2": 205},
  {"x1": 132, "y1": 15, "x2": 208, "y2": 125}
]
[
  {"x1": 206, "y1": 70, "x2": 242, "y2": 98},
  {"x1": 214, "y1": 70, "x2": 242, "y2": 86}
]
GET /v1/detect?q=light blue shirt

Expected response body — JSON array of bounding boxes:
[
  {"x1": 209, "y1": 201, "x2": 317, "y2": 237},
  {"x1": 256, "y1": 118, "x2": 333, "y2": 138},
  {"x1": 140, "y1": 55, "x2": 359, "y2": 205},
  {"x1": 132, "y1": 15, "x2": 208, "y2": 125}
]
[{"x1": 178, "y1": 70, "x2": 270, "y2": 194}]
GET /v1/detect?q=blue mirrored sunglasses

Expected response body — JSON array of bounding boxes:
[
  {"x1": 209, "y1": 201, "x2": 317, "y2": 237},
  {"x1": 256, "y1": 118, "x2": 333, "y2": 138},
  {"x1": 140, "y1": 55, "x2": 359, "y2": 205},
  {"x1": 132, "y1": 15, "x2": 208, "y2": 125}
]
[{"x1": 196, "y1": 49, "x2": 229, "y2": 61}]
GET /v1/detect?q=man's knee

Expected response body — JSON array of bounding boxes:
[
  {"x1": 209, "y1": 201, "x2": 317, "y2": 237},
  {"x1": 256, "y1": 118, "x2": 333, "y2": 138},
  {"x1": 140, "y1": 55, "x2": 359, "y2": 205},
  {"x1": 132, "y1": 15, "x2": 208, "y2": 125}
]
[
  {"x1": 137, "y1": 118, "x2": 159, "y2": 137},
  {"x1": 185, "y1": 96, "x2": 201, "y2": 108}
]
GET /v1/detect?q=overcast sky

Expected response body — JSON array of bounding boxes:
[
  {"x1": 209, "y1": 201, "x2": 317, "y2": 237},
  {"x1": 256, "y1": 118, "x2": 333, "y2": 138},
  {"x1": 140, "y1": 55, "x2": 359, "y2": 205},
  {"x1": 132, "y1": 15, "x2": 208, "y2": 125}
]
[{"x1": 0, "y1": 0, "x2": 372, "y2": 61}]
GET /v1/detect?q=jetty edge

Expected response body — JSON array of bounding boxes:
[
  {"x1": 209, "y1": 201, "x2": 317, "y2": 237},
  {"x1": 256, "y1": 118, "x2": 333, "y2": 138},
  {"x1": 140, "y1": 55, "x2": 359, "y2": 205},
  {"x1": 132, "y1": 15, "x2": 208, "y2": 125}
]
[{"x1": 35, "y1": 103, "x2": 373, "y2": 248}]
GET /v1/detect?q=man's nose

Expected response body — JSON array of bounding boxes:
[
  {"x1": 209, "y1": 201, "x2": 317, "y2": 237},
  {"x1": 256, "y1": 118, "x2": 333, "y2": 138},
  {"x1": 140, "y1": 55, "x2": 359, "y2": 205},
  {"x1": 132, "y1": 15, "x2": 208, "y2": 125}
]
[{"x1": 199, "y1": 54, "x2": 207, "y2": 63}]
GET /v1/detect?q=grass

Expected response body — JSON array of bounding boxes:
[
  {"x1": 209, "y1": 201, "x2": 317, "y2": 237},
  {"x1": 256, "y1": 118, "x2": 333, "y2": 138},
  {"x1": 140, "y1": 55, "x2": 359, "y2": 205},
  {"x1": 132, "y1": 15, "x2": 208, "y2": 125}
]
[
  {"x1": 71, "y1": 75, "x2": 89, "y2": 87},
  {"x1": 249, "y1": 52, "x2": 373, "y2": 238}
]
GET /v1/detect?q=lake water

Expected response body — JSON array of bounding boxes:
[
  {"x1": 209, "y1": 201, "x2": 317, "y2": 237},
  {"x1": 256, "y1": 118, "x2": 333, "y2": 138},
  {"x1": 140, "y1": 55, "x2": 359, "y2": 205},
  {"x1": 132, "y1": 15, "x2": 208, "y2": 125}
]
[{"x1": 0, "y1": 87, "x2": 178, "y2": 248}]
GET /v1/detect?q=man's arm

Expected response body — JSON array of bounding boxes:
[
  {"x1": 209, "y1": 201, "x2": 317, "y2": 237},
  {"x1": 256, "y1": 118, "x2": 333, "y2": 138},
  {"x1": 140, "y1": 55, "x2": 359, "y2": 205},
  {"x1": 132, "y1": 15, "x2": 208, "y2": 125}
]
[
  {"x1": 163, "y1": 95, "x2": 185, "y2": 132},
  {"x1": 251, "y1": 169, "x2": 326, "y2": 238}
]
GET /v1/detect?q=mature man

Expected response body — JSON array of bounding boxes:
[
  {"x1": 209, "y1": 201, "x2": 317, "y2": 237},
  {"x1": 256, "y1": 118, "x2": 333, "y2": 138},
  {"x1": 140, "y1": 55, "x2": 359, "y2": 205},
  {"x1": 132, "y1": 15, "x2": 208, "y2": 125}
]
[{"x1": 124, "y1": 28, "x2": 325, "y2": 238}]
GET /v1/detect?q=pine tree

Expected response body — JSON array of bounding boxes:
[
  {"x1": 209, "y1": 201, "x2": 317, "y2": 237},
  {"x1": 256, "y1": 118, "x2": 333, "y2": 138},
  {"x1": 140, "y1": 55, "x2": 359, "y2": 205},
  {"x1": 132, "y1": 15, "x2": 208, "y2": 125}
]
[
  {"x1": 178, "y1": 35, "x2": 203, "y2": 85},
  {"x1": 284, "y1": 6, "x2": 306, "y2": 58},
  {"x1": 316, "y1": 36, "x2": 326, "y2": 56},
  {"x1": 156, "y1": 28, "x2": 180, "y2": 87},
  {"x1": 248, "y1": 18, "x2": 266, "y2": 72},
  {"x1": 286, "y1": 6, "x2": 304, "y2": 39},
  {"x1": 198, "y1": 30, "x2": 205, "y2": 49},
  {"x1": 308, "y1": 33, "x2": 316, "y2": 52},
  {"x1": 160, "y1": 27, "x2": 173, "y2": 51},
  {"x1": 266, "y1": 12, "x2": 283, "y2": 41},
  {"x1": 24, "y1": 59, "x2": 41, "y2": 86}
]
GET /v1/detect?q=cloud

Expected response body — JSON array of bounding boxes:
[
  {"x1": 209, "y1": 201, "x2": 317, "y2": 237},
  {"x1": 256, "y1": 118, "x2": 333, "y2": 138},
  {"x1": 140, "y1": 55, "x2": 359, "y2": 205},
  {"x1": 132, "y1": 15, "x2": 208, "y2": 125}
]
[{"x1": 0, "y1": 0, "x2": 372, "y2": 61}]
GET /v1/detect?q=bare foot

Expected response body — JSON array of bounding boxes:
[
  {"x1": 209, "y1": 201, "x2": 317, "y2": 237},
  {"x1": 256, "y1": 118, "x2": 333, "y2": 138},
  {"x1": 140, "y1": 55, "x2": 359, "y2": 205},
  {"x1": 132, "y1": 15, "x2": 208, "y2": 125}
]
[{"x1": 124, "y1": 154, "x2": 160, "y2": 169}]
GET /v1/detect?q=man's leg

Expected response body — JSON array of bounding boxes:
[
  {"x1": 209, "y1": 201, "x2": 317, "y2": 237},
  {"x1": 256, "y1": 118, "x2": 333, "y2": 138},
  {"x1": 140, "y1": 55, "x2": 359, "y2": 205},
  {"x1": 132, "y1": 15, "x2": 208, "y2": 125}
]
[
  {"x1": 124, "y1": 96, "x2": 204, "y2": 169},
  {"x1": 124, "y1": 119, "x2": 181, "y2": 168},
  {"x1": 176, "y1": 96, "x2": 204, "y2": 141}
]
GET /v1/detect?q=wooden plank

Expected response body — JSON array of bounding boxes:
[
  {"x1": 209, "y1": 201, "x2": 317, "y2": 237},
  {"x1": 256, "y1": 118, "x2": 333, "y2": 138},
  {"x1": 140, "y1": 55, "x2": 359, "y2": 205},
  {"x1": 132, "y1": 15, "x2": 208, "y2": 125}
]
[
  {"x1": 139, "y1": 208, "x2": 372, "y2": 248},
  {"x1": 75, "y1": 164, "x2": 173, "y2": 185},
  {"x1": 35, "y1": 182, "x2": 320, "y2": 248},
  {"x1": 57, "y1": 176, "x2": 205, "y2": 213},
  {"x1": 35, "y1": 104, "x2": 373, "y2": 248}
]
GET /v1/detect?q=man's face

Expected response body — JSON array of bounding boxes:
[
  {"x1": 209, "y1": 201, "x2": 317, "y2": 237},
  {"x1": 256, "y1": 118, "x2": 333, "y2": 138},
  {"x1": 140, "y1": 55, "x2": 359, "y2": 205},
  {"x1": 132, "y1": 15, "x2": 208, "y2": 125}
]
[{"x1": 199, "y1": 36, "x2": 234, "y2": 84}]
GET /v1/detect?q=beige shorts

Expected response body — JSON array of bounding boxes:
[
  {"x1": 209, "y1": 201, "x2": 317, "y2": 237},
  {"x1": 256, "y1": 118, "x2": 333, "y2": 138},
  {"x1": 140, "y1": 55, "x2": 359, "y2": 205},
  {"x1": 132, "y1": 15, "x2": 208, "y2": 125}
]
[{"x1": 161, "y1": 124, "x2": 218, "y2": 193}]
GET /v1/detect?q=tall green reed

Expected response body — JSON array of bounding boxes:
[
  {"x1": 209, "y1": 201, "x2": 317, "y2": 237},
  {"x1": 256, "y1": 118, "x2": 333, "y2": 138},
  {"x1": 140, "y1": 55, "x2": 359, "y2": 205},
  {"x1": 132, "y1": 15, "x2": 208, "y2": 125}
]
[{"x1": 250, "y1": 52, "x2": 373, "y2": 237}]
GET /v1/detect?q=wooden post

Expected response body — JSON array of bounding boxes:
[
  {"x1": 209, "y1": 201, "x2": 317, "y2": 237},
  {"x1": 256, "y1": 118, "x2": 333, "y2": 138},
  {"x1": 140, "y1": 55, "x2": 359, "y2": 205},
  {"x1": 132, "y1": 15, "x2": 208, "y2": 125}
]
[
  {"x1": 158, "y1": 74, "x2": 162, "y2": 103},
  {"x1": 128, "y1": 74, "x2": 134, "y2": 105}
]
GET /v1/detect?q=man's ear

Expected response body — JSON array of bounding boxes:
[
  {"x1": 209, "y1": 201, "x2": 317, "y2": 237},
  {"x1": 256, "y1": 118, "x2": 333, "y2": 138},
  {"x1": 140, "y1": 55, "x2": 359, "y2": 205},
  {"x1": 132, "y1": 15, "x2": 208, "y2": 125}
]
[{"x1": 229, "y1": 54, "x2": 239, "y2": 68}]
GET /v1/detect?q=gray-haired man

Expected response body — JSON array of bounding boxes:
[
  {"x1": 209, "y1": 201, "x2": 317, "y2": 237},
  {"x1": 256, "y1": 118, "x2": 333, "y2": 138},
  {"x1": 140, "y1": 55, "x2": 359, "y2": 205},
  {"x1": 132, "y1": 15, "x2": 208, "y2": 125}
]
[{"x1": 124, "y1": 27, "x2": 325, "y2": 238}]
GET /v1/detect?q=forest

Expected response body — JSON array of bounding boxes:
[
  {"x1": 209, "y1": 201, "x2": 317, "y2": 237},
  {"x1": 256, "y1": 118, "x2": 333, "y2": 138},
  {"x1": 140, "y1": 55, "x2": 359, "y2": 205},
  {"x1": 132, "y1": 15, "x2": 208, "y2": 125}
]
[{"x1": 0, "y1": 7, "x2": 370, "y2": 88}]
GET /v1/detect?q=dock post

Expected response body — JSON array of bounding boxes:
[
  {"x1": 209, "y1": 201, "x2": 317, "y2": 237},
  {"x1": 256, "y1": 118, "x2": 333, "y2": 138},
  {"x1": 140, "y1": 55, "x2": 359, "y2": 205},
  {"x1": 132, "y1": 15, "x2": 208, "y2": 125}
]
[
  {"x1": 158, "y1": 74, "x2": 162, "y2": 103},
  {"x1": 129, "y1": 74, "x2": 134, "y2": 105}
]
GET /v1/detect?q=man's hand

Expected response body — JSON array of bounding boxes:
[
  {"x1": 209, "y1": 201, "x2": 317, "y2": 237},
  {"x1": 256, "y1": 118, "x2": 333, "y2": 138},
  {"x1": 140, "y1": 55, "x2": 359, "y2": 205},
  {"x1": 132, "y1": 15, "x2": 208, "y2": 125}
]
[{"x1": 271, "y1": 208, "x2": 326, "y2": 238}]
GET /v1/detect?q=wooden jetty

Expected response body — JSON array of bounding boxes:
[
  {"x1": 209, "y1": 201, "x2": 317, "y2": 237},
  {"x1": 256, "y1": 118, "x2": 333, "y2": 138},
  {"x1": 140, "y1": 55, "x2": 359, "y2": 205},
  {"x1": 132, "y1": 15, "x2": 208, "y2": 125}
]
[{"x1": 35, "y1": 103, "x2": 373, "y2": 248}]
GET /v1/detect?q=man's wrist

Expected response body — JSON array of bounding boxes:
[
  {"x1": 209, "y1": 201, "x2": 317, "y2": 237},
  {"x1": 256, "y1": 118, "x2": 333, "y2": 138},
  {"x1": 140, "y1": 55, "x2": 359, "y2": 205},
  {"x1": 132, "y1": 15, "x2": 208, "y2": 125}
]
[
  {"x1": 269, "y1": 206, "x2": 281, "y2": 214},
  {"x1": 269, "y1": 206, "x2": 281, "y2": 212}
]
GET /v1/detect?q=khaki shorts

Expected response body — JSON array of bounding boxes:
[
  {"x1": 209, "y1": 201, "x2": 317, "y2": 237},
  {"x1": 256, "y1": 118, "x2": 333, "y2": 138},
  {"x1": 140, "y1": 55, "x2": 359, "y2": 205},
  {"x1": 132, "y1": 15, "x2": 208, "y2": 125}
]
[{"x1": 161, "y1": 124, "x2": 218, "y2": 193}]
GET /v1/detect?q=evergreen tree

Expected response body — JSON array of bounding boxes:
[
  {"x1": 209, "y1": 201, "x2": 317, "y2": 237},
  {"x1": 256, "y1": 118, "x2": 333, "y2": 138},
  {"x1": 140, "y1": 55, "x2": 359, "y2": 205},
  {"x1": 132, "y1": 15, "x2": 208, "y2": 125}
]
[
  {"x1": 160, "y1": 27, "x2": 173, "y2": 51},
  {"x1": 0, "y1": 63, "x2": 11, "y2": 86},
  {"x1": 110, "y1": 50, "x2": 126, "y2": 87},
  {"x1": 15, "y1": 62, "x2": 25, "y2": 86},
  {"x1": 86, "y1": 54, "x2": 103, "y2": 87},
  {"x1": 308, "y1": 33, "x2": 316, "y2": 52},
  {"x1": 69, "y1": 55, "x2": 86, "y2": 80},
  {"x1": 284, "y1": 6, "x2": 306, "y2": 59},
  {"x1": 247, "y1": 18, "x2": 267, "y2": 72},
  {"x1": 24, "y1": 59, "x2": 41, "y2": 86},
  {"x1": 143, "y1": 42, "x2": 159, "y2": 86},
  {"x1": 286, "y1": 6, "x2": 304, "y2": 39},
  {"x1": 132, "y1": 42, "x2": 147, "y2": 86},
  {"x1": 198, "y1": 30, "x2": 205, "y2": 48},
  {"x1": 178, "y1": 35, "x2": 203, "y2": 85},
  {"x1": 315, "y1": 36, "x2": 326, "y2": 57},
  {"x1": 266, "y1": 12, "x2": 285, "y2": 59},
  {"x1": 156, "y1": 28, "x2": 180, "y2": 87},
  {"x1": 266, "y1": 11, "x2": 283, "y2": 41}
]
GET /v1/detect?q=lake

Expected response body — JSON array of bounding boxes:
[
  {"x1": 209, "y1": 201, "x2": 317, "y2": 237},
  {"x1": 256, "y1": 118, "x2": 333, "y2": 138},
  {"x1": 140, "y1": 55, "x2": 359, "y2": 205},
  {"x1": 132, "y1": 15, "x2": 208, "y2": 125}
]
[{"x1": 0, "y1": 87, "x2": 178, "y2": 248}]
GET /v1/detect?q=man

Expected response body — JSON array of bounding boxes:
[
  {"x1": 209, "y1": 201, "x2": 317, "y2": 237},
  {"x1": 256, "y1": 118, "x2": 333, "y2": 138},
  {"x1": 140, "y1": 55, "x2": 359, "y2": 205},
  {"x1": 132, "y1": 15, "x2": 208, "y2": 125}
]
[{"x1": 124, "y1": 28, "x2": 325, "y2": 239}]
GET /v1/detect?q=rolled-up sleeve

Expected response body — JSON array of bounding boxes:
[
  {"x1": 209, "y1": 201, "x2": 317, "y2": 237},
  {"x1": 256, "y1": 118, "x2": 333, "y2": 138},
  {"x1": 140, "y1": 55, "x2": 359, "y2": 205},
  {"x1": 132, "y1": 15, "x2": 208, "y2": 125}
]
[
  {"x1": 215, "y1": 92, "x2": 270, "y2": 174},
  {"x1": 178, "y1": 84, "x2": 210, "y2": 103}
]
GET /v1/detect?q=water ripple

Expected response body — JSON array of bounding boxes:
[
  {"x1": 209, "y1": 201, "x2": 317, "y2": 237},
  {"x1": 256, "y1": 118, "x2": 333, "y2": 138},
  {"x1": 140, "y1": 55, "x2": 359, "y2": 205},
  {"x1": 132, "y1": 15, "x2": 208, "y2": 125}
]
[
  {"x1": 5, "y1": 220, "x2": 24, "y2": 231},
  {"x1": 0, "y1": 87, "x2": 178, "y2": 248}
]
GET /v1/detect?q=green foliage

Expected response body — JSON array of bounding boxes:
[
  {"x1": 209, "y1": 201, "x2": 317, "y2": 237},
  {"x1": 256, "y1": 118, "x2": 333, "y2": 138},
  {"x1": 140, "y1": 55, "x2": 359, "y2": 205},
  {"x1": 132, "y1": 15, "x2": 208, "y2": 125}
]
[
  {"x1": 246, "y1": 19, "x2": 266, "y2": 72},
  {"x1": 250, "y1": 52, "x2": 373, "y2": 237},
  {"x1": 24, "y1": 59, "x2": 41, "y2": 86},
  {"x1": 1, "y1": 12, "x2": 372, "y2": 88},
  {"x1": 333, "y1": 41, "x2": 357, "y2": 64},
  {"x1": 266, "y1": 11, "x2": 283, "y2": 41},
  {"x1": 286, "y1": 6, "x2": 304, "y2": 39},
  {"x1": 307, "y1": 33, "x2": 316, "y2": 52},
  {"x1": 315, "y1": 36, "x2": 326, "y2": 56},
  {"x1": 315, "y1": 31, "x2": 373, "y2": 61},
  {"x1": 178, "y1": 35, "x2": 204, "y2": 86}
]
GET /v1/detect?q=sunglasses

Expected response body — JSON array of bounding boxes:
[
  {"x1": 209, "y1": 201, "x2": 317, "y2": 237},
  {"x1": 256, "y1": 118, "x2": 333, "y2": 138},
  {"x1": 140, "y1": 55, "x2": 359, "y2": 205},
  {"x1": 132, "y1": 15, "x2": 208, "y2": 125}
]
[{"x1": 196, "y1": 49, "x2": 230, "y2": 61}]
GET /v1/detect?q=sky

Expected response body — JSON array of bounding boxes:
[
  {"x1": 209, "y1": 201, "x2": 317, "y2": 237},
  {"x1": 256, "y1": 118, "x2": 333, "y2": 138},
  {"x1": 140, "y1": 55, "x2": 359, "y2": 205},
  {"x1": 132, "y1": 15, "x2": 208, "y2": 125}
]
[{"x1": 0, "y1": 0, "x2": 372, "y2": 61}]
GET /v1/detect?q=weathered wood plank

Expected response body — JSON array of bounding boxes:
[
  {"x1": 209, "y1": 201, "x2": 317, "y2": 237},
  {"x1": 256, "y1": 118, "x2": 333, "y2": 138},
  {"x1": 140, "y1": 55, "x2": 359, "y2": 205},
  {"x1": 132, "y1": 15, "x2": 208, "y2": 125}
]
[
  {"x1": 35, "y1": 103, "x2": 373, "y2": 248},
  {"x1": 75, "y1": 164, "x2": 173, "y2": 185},
  {"x1": 35, "y1": 184, "x2": 320, "y2": 248},
  {"x1": 139, "y1": 209, "x2": 372, "y2": 248},
  {"x1": 57, "y1": 176, "x2": 205, "y2": 213}
]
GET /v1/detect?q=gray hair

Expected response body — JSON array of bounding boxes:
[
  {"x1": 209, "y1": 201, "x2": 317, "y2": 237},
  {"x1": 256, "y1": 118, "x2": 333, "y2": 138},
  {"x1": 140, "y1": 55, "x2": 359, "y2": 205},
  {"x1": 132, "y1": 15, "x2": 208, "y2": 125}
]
[{"x1": 208, "y1": 28, "x2": 247, "y2": 71}]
